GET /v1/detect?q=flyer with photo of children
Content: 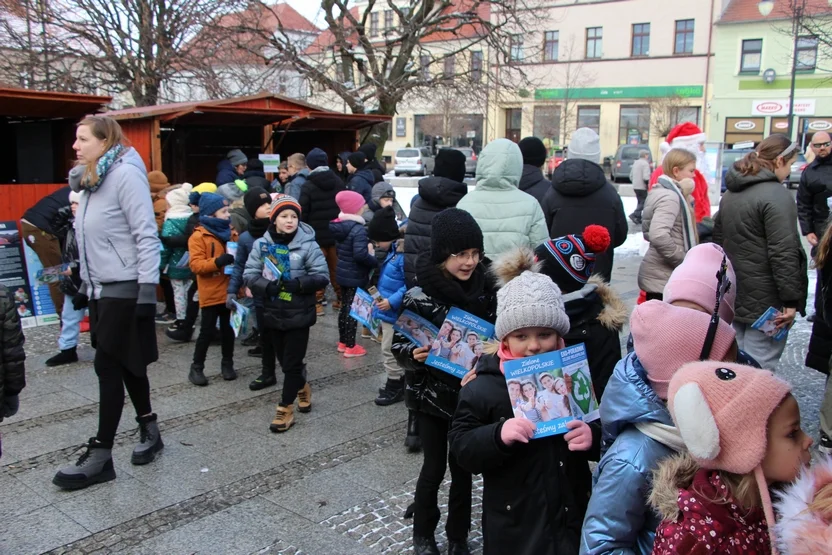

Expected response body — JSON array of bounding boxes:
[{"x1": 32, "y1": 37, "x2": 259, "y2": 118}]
[
  {"x1": 230, "y1": 300, "x2": 250, "y2": 338},
  {"x1": 393, "y1": 310, "x2": 440, "y2": 348},
  {"x1": 259, "y1": 243, "x2": 291, "y2": 282},
  {"x1": 503, "y1": 343, "x2": 599, "y2": 439},
  {"x1": 751, "y1": 307, "x2": 790, "y2": 341},
  {"x1": 224, "y1": 242, "x2": 237, "y2": 275},
  {"x1": 349, "y1": 288, "x2": 381, "y2": 337},
  {"x1": 426, "y1": 307, "x2": 494, "y2": 379}
]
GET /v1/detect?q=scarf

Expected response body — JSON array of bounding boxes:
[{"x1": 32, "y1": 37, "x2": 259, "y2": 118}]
[
  {"x1": 248, "y1": 217, "x2": 269, "y2": 239},
  {"x1": 415, "y1": 251, "x2": 489, "y2": 313},
  {"x1": 267, "y1": 224, "x2": 297, "y2": 245},
  {"x1": 657, "y1": 175, "x2": 697, "y2": 252},
  {"x1": 199, "y1": 215, "x2": 231, "y2": 242},
  {"x1": 81, "y1": 143, "x2": 125, "y2": 192},
  {"x1": 635, "y1": 421, "x2": 686, "y2": 452}
]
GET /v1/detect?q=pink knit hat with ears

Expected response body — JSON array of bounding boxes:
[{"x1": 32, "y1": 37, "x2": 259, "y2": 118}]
[
  {"x1": 630, "y1": 300, "x2": 736, "y2": 400},
  {"x1": 663, "y1": 244, "x2": 737, "y2": 324},
  {"x1": 668, "y1": 361, "x2": 793, "y2": 554}
]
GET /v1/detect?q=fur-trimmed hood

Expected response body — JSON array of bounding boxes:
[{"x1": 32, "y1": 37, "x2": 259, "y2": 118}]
[
  {"x1": 774, "y1": 456, "x2": 832, "y2": 554},
  {"x1": 649, "y1": 452, "x2": 700, "y2": 521},
  {"x1": 490, "y1": 246, "x2": 540, "y2": 286}
]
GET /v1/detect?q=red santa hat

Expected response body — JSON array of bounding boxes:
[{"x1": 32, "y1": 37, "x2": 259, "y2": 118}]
[{"x1": 666, "y1": 122, "x2": 707, "y2": 154}]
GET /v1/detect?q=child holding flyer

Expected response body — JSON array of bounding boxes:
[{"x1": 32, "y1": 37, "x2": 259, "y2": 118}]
[
  {"x1": 187, "y1": 193, "x2": 238, "y2": 386},
  {"x1": 449, "y1": 254, "x2": 595, "y2": 555},
  {"x1": 367, "y1": 207, "x2": 408, "y2": 406},
  {"x1": 243, "y1": 195, "x2": 329, "y2": 433},
  {"x1": 392, "y1": 208, "x2": 497, "y2": 555}
]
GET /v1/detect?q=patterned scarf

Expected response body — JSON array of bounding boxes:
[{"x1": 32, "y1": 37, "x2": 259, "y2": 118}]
[{"x1": 81, "y1": 143, "x2": 125, "y2": 192}]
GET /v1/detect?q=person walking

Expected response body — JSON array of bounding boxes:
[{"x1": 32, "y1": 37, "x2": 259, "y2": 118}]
[
  {"x1": 284, "y1": 153, "x2": 310, "y2": 200},
  {"x1": 457, "y1": 138, "x2": 548, "y2": 259},
  {"x1": 629, "y1": 150, "x2": 652, "y2": 224},
  {"x1": 53, "y1": 116, "x2": 163, "y2": 490},
  {"x1": 540, "y1": 128, "x2": 628, "y2": 283},
  {"x1": 299, "y1": 148, "x2": 344, "y2": 315},
  {"x1": 714, "y1": 133, "x2": 808, "y2": 370},
  {"x1": 517, "y1": 136, "x2": 551, "y2": 206}
]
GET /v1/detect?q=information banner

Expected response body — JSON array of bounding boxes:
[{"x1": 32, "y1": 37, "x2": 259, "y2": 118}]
[
  {"x1": 0, "y1": 221, "x2": 37, "y2": 328},
  {"x1": 21, "y1": 235, "x2": 59, "y2": 326}
]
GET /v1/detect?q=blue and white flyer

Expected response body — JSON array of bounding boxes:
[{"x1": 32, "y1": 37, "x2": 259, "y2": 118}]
[
  {"x1": 426, "y1": 307, "x2": 494, "y2": 378},
  {"x1": 349, "y1": 288, "x2": 381, "y2": 337},
  {"x1": 751, "y1": 306, "x2": 790, "y2": 341},
  {"x1": 503, "y1": 343, "x2": 599, "y2": 439},
  {"x1": 393, "y1": 310, "x2": 440, "y2": 348}
]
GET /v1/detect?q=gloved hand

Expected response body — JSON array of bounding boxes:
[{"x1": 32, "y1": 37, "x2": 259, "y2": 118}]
[
  {"x1": 266, "y1": 280, "x2": 281, "y2": 297},
  {"x1": 281, "y1": 278, "x2": 301, "y2": 293},
  {"x1": 159, "y1": 235, "x2": 171, "y2": 247},
  {"x1": 72, "y1": 293, "x2": 89, "y2": 311},
  {"x1": 215, "y1": 254, "x2": 234, "y2": 268},
  {"x1": 225, "y1": 294, "x2": 236, "y2": 310},
  {"x1": 1, "y1": 394, "x2": 19, "y2": 418},
  {"x1": 135, "y1": 303, "x2": 156, "y2": 321}
]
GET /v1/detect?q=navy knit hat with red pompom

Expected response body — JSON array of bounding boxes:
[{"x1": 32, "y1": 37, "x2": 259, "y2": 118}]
[{"x1": 534, "y1": 225, "x2": 611, "y2": 293}]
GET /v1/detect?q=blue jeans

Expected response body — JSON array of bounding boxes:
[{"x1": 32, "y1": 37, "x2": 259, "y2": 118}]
[{"x1": 58, "y1": 294, "x2": 86, "y2": 350}]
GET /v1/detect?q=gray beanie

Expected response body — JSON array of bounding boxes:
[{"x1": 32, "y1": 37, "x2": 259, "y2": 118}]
[
  {"x1": 227, "y1": 149, "x2": 248, "y2": 167},
  {"x1": 495, "y1": 270, "x2": 570, "y2": 341},
  {"x1": 568, "y1": 128, "x2": 601, "y2": 164}
]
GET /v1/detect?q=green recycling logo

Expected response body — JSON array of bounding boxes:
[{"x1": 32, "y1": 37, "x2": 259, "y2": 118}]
[{"x1": 571, "y1": 370, "x2": 594, "y2": 415}]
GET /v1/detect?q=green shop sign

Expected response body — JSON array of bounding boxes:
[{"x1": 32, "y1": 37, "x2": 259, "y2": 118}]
[{"x1": 534, "y1": 85, "x2": 704, "y2": 101}]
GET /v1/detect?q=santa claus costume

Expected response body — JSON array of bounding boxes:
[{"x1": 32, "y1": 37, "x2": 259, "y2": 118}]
[{"x1": 649, "y1": 122, "x2": 711, "y2": 224}]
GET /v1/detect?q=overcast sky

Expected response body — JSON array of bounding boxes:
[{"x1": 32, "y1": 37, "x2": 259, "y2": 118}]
[{"x1": 284, "y1": 1, "x2": 325, "y2": 27}]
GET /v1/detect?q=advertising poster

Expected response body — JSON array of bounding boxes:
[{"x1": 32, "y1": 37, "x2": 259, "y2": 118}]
[
  {"x1": 0, "y1": 221, "x2": 37, "y2": 328},
  {"x1": 21, "y1": 237, "x2": 59, "y2": 326},
  {"x1": 426, "y1": 307, "x2": 495, "y2": 378}
]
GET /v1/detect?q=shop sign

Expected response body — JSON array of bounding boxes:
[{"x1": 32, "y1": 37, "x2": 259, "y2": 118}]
[
  {"x1": 774, "y1": 121, "x2": 789, "y2": 130},
  {"x1": 396, "y1": 117, "x2": 406, "y2": 137},
  {"x1": 734, "y1": 120, "x2": 757, "y2": 131},
  {"x1": 751, "y1": 99, "x2": 815, "y2": 116},
  {"x1": 809, "y1": 120, "x2": 832, "y2": 131},
  {"x1": 535, "y1": 85, "x2": 703, "y2": 101}
]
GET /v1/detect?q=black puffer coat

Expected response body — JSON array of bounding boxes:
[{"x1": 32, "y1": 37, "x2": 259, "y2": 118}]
[
  {"x1": 540, "y1": 160, "x2": 628, "y2": 282},
  {"x1": 346, "y1": 169, "x2": 374, "y2": 205},
  {"x1": 299, "y1": 169, "x2": 344, "y2": 247},
  {"x1": 518, "y1": 164, "x2": 550, "y2": 207},
  {"x1": 392, "y1": 255, "x2": 496, "y2": 421},
  {"x1": 0, "y1": 284, "x2": 26, "y2": 412},
  {"x1": 329, "y1": 216, "x2": 378, "y2": 288},
  {"x1": 714, "y1": 168, "x2": 808, "y2": 323},
  {"x1": 244, "y1": 170, "x2": 272, "y2": 193},
  {"x1": 22, "y1": 186, "x2": 71, "y2": 236},
  {"x1": 807, "y1": 258, "x2": 832, "y2": 374},
  {"x1": 403, "y1": 176, "x2": 468, "y2": 287},
  {"x1": 796, "y1": 154, "x2": 832, "y2": 238},
  {"x1": 449, "y1": 353, "x2": 596, "y2": 555}
]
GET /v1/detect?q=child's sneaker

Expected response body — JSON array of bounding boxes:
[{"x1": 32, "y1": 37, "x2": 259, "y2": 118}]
[
  {"x1": 820, "y1": 432, "x2": 832, "y2": 455},
  {"x1": 344, "y1": 345, "x2": 367, "y2": 358},
  {"x1": 316, "y1": 304, "x2": 325, "y2": 316},
  {"x1": 269, "y1": 405, "x2": 294, "y2": 433},
  {"x1": 337, "y1": 342, "x2": 347, "y2": 353},
  {"x1": 296, "y1": 383, "x2": 312, "y2": 413}
]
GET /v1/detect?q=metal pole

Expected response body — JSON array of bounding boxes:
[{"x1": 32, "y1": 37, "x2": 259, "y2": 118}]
[{"x1": 786, "y1": 0, "x2": 804, "y2": 139}]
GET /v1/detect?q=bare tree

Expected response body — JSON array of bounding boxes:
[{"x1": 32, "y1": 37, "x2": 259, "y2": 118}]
[
  {"x1": 648, "y1": 94, "x2": 690, "y2": 139},
  {"x1": 554, "y1": 38, "x2": 595, "y2": 146},
  {"x1": 224, "y1": 0, "x2": 544, "y2": 154}
]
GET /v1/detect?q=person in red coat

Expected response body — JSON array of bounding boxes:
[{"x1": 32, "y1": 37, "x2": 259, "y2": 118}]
[{"x1": 648, "y1": 122, "x2": 711, "y2": 223}]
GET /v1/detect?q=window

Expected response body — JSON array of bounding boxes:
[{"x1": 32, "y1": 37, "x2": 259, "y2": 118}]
[
  {"x1": 505, "y1": 108, "x2": 522, "y2": 142},
  {"x1": 675, "y1": 19, "x2": 695, "y2": 54},
  {"x1": 471, "y1": 51, "x2": 483, "y2": 82},
  {"x1": 740, "y1": 39, "x2": 762, "y2": 73},
  {"x1": 796, "y1": 36, "x2": 818, "y2": 71},
  {"x1": 370, "y1": 12, "x2": 379, "y2": 36},
  {"x1": 577, "y1": 106, "x2": 601, "y2": 134},
  {"x1": 510, "y1": 34, "x2": 524, "y2": 62},
  {"x1": 443, "y1": 56, "x2": 455, "y2": 81},
  {"x1": 671, "y1": 106, "x2": 701, "y2": 127},
  {"x1": 543, "y1": 31, "x2": 559, "y2": 62},
  {"x1": 631, "y1": 23, "x2": 650, "y2": 57},
  {"x1": 533, "y1": 105, "x2": 561, "y2": 147},
  {"x1": 420, "y1": 54, "x2": 430, "y2": 80},
  {"x1": 586, "y1": 27, "x2": 602, "y2": 59},
  {"x1": 618, "y1": 105, "x2": 651, "y2": 145},
  {"x1": 384, "y1": 10, "x2": 393, "y2": 31},
  {"x1": 400, "y1": 7, "x2": 410, "y2": 27}
]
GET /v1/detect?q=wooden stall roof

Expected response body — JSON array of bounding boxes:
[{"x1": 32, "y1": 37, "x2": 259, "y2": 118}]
[{"x1": 0, "y1": 87, "x2": 111, "y2": 119}]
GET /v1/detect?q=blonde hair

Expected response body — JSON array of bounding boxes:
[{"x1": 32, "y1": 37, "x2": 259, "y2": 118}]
[
  {"x1": 287, "y1": 153, "x2": 306, "y2": 169},
  {"x1": 76, "y1": 116, "x2": 126, "y2": 185},
  {"x1": 807, "y1": 482, "x2": 832, "y2": 520},
  {"x1": 662, "y1": 148, "x2": 697, "y2": 178}
]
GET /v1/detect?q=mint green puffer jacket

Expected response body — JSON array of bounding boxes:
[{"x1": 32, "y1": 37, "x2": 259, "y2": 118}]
[{"x1": 457, "y1": 139, "x2": 548, "y2": 258}]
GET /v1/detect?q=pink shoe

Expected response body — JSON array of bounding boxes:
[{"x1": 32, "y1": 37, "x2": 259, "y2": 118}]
[
  {"x1": 337, "y1": 342, "x2": 347, "y2": 353},
  {"x1": 343, "y1": 345, "x2": 367, "y2": 358}
]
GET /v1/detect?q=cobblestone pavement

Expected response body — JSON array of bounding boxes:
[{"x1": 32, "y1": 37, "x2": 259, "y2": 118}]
[{"x1": 0, "y1": 222, "x2": 824, "y2": 555}]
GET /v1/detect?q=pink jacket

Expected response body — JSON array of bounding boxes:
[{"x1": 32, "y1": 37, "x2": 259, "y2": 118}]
[{"x1": 774, "y1": 456, "x2": 832, "y2": 554}]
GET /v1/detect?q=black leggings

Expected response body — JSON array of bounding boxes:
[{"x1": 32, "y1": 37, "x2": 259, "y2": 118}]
[
  {"x1": 184, "y1": 281, "x2": 199, "y2": 328},
  {"x1": 338, "y1": 287, "x2": 358, "y2": 348},
  {"x1": 193, "y1": 304, "x2": 235, "y2": 364},
  {"x1": 160, "y1": 277, "x2": 175, "y2": 314},
  {"x1": 264, "y1": 327, "x2": 310, "y2": 405},
  {"x1": 95, "y1": 349, "x2": 152, "y2": 447},
  {"x1": 255, "y1": 306, "x2": 277, "y2": 376},
  {"x1": 413, "y1": 412, "x2": 471, "y2": 541}
]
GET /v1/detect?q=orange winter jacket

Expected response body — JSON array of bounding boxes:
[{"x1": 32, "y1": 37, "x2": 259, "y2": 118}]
[{"x1": 188, "y1": 226, "x2": 238, "y2": 308}]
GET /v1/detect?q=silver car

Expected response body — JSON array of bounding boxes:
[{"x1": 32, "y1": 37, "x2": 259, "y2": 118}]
[
  {"x1": 440, "y1": 147, "x2": 478, "y2": 176},
  {"x1": 788, "y1": 153, "x2": 807, "y2": 189},
  {"x1": 394, "y1": 147, "x2": 435, "y2": 176}
]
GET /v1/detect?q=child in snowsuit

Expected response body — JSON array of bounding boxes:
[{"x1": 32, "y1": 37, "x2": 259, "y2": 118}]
[
  {"x1": 449, "y1": 251, "x2": 596, "y2": 555},
  {"x1": 649, "y1": 361, "x2": 812, "y2": 553},
  {"x1": 160, "y1": 184, "x2": 194, "y2": 330},
  {"x1": 244, "y1": 195, "x2": 329, "y2": 432},
  {"x1": 0, "y1": 283, "x2": 26, "y2": 458},
  {"x1": 330, "y1": 190, "x2": 378, "y2": 357},
  {"x1": 367, "y1": 206, "x2": 407, "y2": 406},
  {"x1": 188, "y1": 192, "x2": 237, "y2": 385}
]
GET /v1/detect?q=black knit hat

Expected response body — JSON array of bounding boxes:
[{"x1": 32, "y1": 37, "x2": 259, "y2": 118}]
[
  {"x1": 367, "y1": 206, "x2": 400, "y2": 242},
  {"x1": 247, "y1": 158, "x2": 264, "y2": 172},
  {"x1": 358, "y1": 143, "x2": 377, "y2": 161},
  {"x1": 243, "y1": 187, "x2": 271, "y2": 218},
  {"x1": 519, "y1": 137, "x2": 547, "y2": 168},
  {"x1": 430, "y1": 208, "x2": 483, "y2": 264},
  {"x1": 433, "y1": 149, "x2": 466, "y2": 183},
  {"x1": 348, "y1": 152, "x2": 367, "y2": 170}
]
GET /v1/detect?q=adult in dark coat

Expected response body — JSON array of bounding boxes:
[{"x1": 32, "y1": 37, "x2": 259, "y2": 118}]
[
  {"x1": 517, "y1": 137, "x2": 551, "y2": 207},
  {"x1": 21, "y1": 186, "x2": 72, "y2": 314},
  {"x1": 215, "y1": 149, "x2": 247, "y2": 186},
  {"x1": 345, "y1": 152, "x2": 374, "y2": 205},
  {"x1": 540, "y1": 129, "x2": 628, "y2": 283},
  {"x1": 243, "y1": 158, "x2": 272, "y2": 192},
  {"x1": 403, "y1": 149, "x2": 468, "y2": 287},
  {"x1": 810, "y1": 241, "x2": 832, "y2": 450},
  {"x1": 358, "y1": 143, "x2": 386, "y2": 183}
]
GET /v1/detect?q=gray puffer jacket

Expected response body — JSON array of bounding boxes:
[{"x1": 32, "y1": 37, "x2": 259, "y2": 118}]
[
  {"x1": 69, "y1": 148, "x2": 160, "y2": 303},
  {"x1": 713, "y1": 167, "x2": 808, "y2": 323}
]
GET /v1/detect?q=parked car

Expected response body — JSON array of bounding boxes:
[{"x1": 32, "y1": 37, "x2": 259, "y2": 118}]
[
  {"x1": 610, "y1": 145, "x2": 653, "y2": 183},
  {"x1": 394, "y1": 147, "x2": 435, "y2": 176},
  {"x1": 788, "y1": 152, "x2": 807, "y2": 189},
  {"x1": 439, "y1": 146, "x2": 478, "y2": 176},
  {"x1": 720, "y1": 148, "x2": 754, "y2": 193},
  {"x1": 545, "y1": 148, "x2": 566, "y2": 180}
]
